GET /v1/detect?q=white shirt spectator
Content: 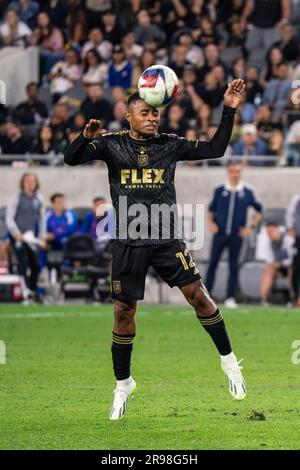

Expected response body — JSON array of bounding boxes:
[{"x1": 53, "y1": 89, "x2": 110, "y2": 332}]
[
  {"x1": 82, "y1": 64, "x2": 108, "y2": 86},
  {"x1": 82, "y1": 39, "x2": 112, "y2": 61},
  {"x1": 286, "y1": 120, "x2": 300, "y2": 144},
  {"x1": 50, "y1": 61, "x2": 82, "y2": 95},
  {"x1": 255, "y1": 226, "x2": 294, "y2": 267},
  {"x1": 0, "y1": 19, "x2": 31, "y2": 47}
]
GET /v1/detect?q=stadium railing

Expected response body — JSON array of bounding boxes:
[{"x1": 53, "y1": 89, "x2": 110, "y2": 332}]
[{"x1": 0, "y1": 154, "x2": 282, "y2": 166}]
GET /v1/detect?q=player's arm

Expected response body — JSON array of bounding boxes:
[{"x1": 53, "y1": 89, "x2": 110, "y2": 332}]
[
  {"x1": 64, "y1": 119, "x2": 107, "y2": 166},
  {"x1": 177, "y1": 80, "x2": 245, "y2": 162}
]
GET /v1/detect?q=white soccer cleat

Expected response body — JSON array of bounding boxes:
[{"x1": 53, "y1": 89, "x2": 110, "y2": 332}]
[
  {"x1": 109, "y1": 376, "x2": 136, "y2": 420},
  {"x1": 224, "y1": 297, "x2": 238, "y2": 309},
  {"x1": 221, "y1": 356, "x2": 247, "y2": 401}
]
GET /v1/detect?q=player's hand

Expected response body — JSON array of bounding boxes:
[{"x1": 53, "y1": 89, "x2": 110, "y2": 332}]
[
  {"x1": 223, "y1": 79, "x2": 246, "y2": 109},
  {"x1": 83, "y1": 119, "x2": 105, "y2": 139},
  {"x1": 209, "y1": 222, "x2": 219, "y2": 235}
]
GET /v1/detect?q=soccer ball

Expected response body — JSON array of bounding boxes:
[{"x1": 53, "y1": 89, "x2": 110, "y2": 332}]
[{"x1": 138, "y1": 65, "x2": 179, "y2": 108}]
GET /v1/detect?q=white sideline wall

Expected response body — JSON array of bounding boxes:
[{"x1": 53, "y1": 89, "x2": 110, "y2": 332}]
[{"x1": 0, "y1": 166, "x2": 298, "y2": 261}]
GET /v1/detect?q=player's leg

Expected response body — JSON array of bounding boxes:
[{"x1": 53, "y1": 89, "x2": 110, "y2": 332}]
[
  {"x1": 180, "y1": 279, "x2": 246, "y2": 400},
  {"x1": 109, "y1": 241, "x2": 148, "y2": 420},
  {"x1": 110, "y1": 299, "x2": 137, "y2": 421}
]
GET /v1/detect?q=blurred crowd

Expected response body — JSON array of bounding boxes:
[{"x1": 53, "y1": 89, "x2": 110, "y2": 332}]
[{"x1": 0, "y1": 0, "x2": 300, "y2": 166}]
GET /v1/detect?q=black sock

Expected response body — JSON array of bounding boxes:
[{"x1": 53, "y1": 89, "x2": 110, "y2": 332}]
[
  {"x1": 111, "y1": 332, "x2": 135, "y2": 380},
  {"x1": 197, "y1": 308, "x2": 232, "y2": 356}
]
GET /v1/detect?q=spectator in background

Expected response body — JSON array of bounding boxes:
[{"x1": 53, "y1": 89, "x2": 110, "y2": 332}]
[
  {"x1": 49, "y1": 49, "x2": 82, "y2": 102},
  {"x1": 256, "y1": 222, "x2": 294, "y2": 305},
  {"x1": 196, "y1": 104, "x2": 212, "y2": 135},
  {"x1": 80, "y1": 196, "x2": 112, "y2": 249},
  {"x1": 177, "y1": 31, "x2": 203, "y2": 67},
  {"x1": 160, "y1": 103, "x2": 188, "y2": 135},
  {"x1": 49, "y1": 103, "x2": 69, "y2": 151},
  {"x1": 0, "y1": 8, "x2": 31, "y2": 47},
  {"x1": 286, "y1": 195, "x2": 300, "y2": 306},
  {"x1": 68, "y1": 110, "x2": 86, "y2": 132},
  {"x1": 230, "y1": 57, "x2": 246, "y2": 81},
  {"x1": 133, "y1": 9, "x2": 166, "y2": 46},
  {"x1": 100, "y1": 8, "x2": 125, "y2": 45},
  {"x1": 41, "y1": 0, "x2": 68, "y2": 30},
  {"x1": 121, "y1": 30, "x2": 143, "y2": 64},
  {"x1": 196, "y1": 15, "x2": 223, "y2": 49},
  {"x1": 0, "y1": 121, "x2": 30, "y2": 155},
  {"x1": 46, "y1": 193, "x2": 78, "y2": 251},
  {"x1": 108, "y1": 100, "x2": 128, "y2": 132},
  {"x1": 31, "y1": 125, "x2": 58, "y2": 159},
  {"x1": 242, "y1": 0, "x2": 290, "y2": 68},
  {"x1": 244, "y1": 66, "x2": 264, "y2": 105},
  {"x1": 197, "y1": 44, "x2": 225, "y2": 83},
  {"x1": 82, "y1": 27, "x2": 112, "y2": 61},
  {"x1": 261, "y1": 47, "x2": 284, "y2": 85},
  {"x1": 233, "y1": 124, "x2": 267, "y2": 162},
  {"x1": 258, "y1": 62, "x2": 292, "y2": 124},
  {"x1": 32, "y1": 11, "x2": 64, "y2": 75},
  {"x1": 274, "y1": 24, "x2": 299, "y2": 62},
  {"x1": 12, "y1": 82, "x2": 48, "y2": 125},
  {"x1": 132, "y1": 49, "x2": 156, "y2": 86},
  {"x1": 169, "y1": 45, "x2": 188, "y2": 79},
  {"x1": 82, "y1": 48, "x2": 108, "y2": 87},
  {"x1": 5, "y1": 172, "x2": 46, "y2": 298},
  {"x1": 7, "y1": 0, "x2": 39, "y2": 29},
  {"x1": 108, "y1": 44, "x2": 133, "y2": 90},
  {"x1": 267, "y1": 129, "x2": 284, "y2": 165},
  {"x1": 285, "y1": 120, "x2": 300, "y2": 166},
  {"x1": 206, "y1": 161, "x2": 263, "y2": 308},
  {"x1": 81, "y1": 84, "x2": 113, "y2": 126}
]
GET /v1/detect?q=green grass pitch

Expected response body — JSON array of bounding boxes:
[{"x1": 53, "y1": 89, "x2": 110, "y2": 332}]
[{"x1": 0, "y1": 303, "x2": 300, "y2": 450}]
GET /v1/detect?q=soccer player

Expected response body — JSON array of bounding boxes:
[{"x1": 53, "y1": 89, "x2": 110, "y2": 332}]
[{"x1": 64, "y1": 78, "x2": 247, "y2": 420}]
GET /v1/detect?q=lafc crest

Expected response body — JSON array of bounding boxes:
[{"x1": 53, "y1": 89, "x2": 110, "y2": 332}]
[
  {"x1": 112, "y1": 280, "x2": 121, "y2": 294},
  {"x1": 137, "y1": 146, "x2": 149, "y2": 166}
]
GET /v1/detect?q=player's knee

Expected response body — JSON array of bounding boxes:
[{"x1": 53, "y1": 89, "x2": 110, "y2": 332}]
[
  {"x1": 185, "y1": 283, "x2": 216, "y2": 316},
  {"x1": 114, "y1": 300, "x2": 136, "y2": 327}
]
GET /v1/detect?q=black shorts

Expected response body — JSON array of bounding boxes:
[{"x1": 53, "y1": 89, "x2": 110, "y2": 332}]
[{"x1": 110, "y1": 239, "x2": 201, "y2": 301}]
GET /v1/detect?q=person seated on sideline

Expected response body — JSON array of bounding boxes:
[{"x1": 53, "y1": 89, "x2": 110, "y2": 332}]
[
  {"x1": 206, "y1": 160, "x2": 263, "y2": 308},
  {"x1": 255, "y1": 222, "x2": 294, "y2": 305},
  {"x1": 80, "y1": 196, "x2": 113, "y2": 251},
  {"x1": 46, "y1": 193, "x2": 78, "y2": 251}
]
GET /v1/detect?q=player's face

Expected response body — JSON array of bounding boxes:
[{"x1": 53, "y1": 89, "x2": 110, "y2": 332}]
[
  {"x1": 53, "y1": 197, "x2": 65, "y2": 214},
  {"x1": 227, "y1": 164, "x2": 242, "y2": 185},
  {"x1": 126, "y1": 101, "x2": 160, "y2": 137}
]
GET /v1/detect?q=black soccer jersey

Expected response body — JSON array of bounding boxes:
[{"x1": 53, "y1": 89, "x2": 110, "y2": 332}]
[{"x1": 64, "y1": 105, "x2": 236, "y2": 246}]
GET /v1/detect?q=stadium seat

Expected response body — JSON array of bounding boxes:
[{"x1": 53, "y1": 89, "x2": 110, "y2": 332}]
[
  {"x1": 239, "y1": 261, "x2": 265, "y2": 300},
  {"x1": 61, "y1": 234, "x2": 111, "y2": 301}
]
